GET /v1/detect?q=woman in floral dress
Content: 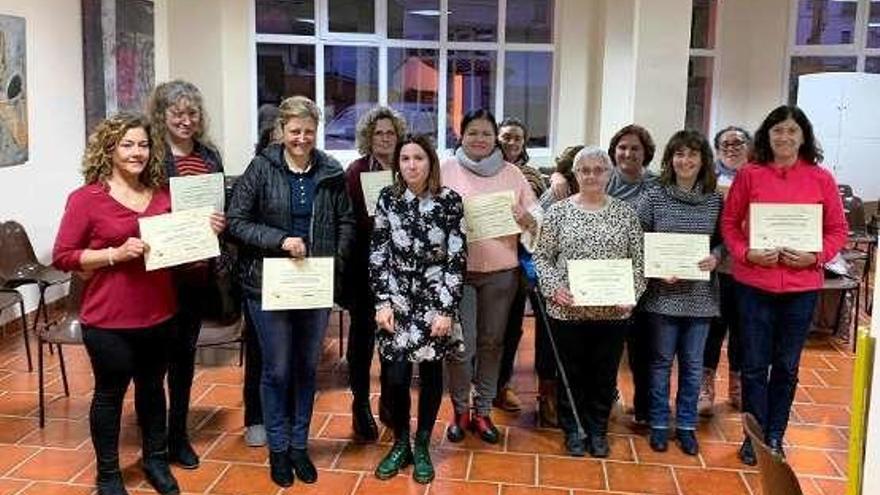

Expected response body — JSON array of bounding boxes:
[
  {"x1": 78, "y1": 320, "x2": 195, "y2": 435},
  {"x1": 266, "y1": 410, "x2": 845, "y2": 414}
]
[{"x1": 369, "y1": 134, "x2": 466, "y2": 484}]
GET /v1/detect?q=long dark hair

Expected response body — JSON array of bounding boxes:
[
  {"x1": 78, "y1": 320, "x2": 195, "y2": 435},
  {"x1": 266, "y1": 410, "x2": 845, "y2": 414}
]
[
  {"x1": 751, "y1": 105, "x2": 822, "y2": 165},
  {"x1": 498, "y1": 116, "x2": 529, "y2": 164},
  {"x1": 658, "y1": 130, "x2": 717, "y2": 192},
  {"x1": 391, "y1": 134, "x2": 442, "y2": 196},
  {"x1": 456, "y1": 108, "x2": 499, "y2": 151}
]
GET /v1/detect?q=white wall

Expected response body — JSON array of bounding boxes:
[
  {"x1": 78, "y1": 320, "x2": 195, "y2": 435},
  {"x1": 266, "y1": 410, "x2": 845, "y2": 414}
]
[{"x1": 0, "y1": 0, "x2": 83, "y2": 320}]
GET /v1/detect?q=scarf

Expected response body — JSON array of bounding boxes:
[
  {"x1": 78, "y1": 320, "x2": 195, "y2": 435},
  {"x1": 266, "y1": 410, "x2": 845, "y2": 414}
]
[{"x1": 455, "y1": 147, "x2": 505, "y2": 177}]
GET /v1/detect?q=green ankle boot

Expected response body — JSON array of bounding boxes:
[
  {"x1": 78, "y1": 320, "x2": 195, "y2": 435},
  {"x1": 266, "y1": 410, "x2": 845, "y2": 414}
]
[
  {"x1": 412, "y1": 431, "x2": 435, "y2": 484},
  {"x1": 375, "y1": 436, "x2": 412, "y2": 480}
]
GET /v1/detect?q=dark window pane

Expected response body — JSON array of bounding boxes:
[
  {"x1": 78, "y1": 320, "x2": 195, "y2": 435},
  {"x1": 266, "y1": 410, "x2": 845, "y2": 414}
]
[
  {"x1": 690, "y1": 0, "x2": 717, "y2": 49},
  {"x1": 256, "y1": 0, "x2": 314, "y2": 35},
  {"x1": 506, "y1": 0, "x2": 553, "y2": 43},
  {"x1": 388, "y1": 48, "x2": 440, "y2": 143},
  {"x1": 447, "y1": 50, "x2": 496, "y2": 145},
  {"x1": 257, "y1": 43, "x2": 316, "y2": 106},
  {"x1": 788, "y1": 56, "x2": 857, "y2": 104},
  {"x1": 795, "y1": 0, "x2": 856, "y2": 45},
  {"x1": 328, "y1": 0, "x2": 374, "y2": 33},
  {"x1": 868, "y1": 0, "x2": 880, "y2": 48},
  {"x1": 324, "y1": 46, "x2": 379, "y2": 150},
  {"x1": 866, "y1": 57, "x2": 880, "y2": 74},
  {"x1": 387, "y1": 0, "x2": 440, "y2": 40},
  {"x1": 504, "y1": 52, "x2": 551, "y2": 147},
  {"x1": 685, "y1": 56, "x2": 714, "y2": 134},
  {"x1": 448, "y1": 0, "x2": 498, "y2": 42}
]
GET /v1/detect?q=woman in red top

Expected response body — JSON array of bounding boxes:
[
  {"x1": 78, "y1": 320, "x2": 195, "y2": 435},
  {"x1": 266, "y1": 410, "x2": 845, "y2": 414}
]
[
  {"x1": 53, "y1": 113, "x2": 182, "y2": 495},
  {"x1": 721, "y1": 105, "x2": 847, "y2": 466}
]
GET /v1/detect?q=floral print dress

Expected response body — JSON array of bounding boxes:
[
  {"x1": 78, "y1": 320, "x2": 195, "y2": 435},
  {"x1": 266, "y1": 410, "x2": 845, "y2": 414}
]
[{"x1": 369, "y1": 186, "x2": 467, "y2": 362}]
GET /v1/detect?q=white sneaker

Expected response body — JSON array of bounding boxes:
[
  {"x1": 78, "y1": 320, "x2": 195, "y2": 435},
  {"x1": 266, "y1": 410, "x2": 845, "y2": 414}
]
[{"x1": 245, "y1": 424, "x2": 267, "y2": 447}]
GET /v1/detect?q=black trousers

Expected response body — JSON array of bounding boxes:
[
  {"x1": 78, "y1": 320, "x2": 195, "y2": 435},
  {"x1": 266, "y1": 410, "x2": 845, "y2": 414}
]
[
  {"x1": 82, "y1": 320, "x2": 173, "y2": 476},
  {"x1": 346, "y1": 285, "x2": 378, "y2": 404},
  {"x1": 380, "y1": 358, "x2": 444, "y2": 439},
  {"x1": 242, "y1": 301, "x2": 263, "y2": 427},
  {"x1": 553, "y1": 318, "x2": 628, "y2": 436},
  {"x1": 625, "y1": 310, "x2": 652, "y2": 420},
  {"x1": 167, "y1": 305, "x2": 200, "y2": 445},
  {"x1": 703, "y1": 274, "x2": 741, "y2": 372}
]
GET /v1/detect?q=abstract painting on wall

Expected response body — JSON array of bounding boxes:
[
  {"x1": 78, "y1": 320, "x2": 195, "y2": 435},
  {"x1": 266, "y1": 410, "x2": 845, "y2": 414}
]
[
  {"x1": 82, "y1": 0, "x2": 154, "y2": 136},
  {"x1": 0, "y1": 15, "x2": 28, "y2": 168}
]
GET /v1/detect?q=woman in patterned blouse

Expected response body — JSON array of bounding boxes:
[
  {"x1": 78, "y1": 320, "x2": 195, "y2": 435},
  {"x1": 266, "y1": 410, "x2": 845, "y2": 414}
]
[
  {"x1": 534, "y1": 146, "x2": 646, "y2": 458},
  {"x1": 369, "y1": 134, "x2": 467, "y2": 484}
]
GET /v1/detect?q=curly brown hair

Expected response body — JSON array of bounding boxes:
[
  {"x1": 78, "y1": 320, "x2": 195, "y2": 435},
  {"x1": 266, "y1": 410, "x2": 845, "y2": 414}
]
[
  {"x1": 146, "y1": 79, "x2": 213, "y2": 148},
  {"x1": 81, "y1": 112, "x2": 165, "y2": 188},
  {"x1": 355, "y1": 106, "x2": 407, "y2": 156}
]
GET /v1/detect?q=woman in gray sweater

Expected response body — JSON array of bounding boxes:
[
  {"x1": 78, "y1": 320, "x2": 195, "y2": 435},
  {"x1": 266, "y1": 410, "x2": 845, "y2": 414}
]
[{"x1": 636, "y1": 130, "x2": 723, "y2": 456}]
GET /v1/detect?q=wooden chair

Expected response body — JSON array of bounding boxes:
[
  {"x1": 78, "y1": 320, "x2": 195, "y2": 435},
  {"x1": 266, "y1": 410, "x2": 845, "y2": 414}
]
[
  {"x1": 197, "y1": 314, "x2": 246, "y2": 366},
  {"x1": 742, "y1": 413, "x2": 804, "y2": 495},
  {"x1": 0, "y1": 277, "x2": 30, "y2": 370}
]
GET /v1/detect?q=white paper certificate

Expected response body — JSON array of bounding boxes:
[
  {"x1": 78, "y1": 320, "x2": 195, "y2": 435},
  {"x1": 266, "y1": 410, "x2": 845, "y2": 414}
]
[
  {"x1": 462, "y1": 190, "x2": 520, "y2": 242},
  {"x1": 170, "y1": 172, "x2": 225, "y2": 213},
  {"x1": 360, "y1": 170, "x2": 393, "y2": 217},
  {"x1": 262, "y1": 257, "x2": 334, "y2": 310},
  {"x1": 644, "y1": 232, "x2": 710, "y2": 281},
  {"x1": 749, "y1": 203, "x2": 822, "y2": 252},
  {"x1": 567, "y1": 259, "x2": 636, "y2": 306},
  {"x1": 139, "y1": 206, "x2": 220, "y2": 271}
]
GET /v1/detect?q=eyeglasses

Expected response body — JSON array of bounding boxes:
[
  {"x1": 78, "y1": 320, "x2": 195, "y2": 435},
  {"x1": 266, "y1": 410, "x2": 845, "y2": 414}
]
[{"x1": 719, "y1": 140, "x2": 747, "y2": 150}]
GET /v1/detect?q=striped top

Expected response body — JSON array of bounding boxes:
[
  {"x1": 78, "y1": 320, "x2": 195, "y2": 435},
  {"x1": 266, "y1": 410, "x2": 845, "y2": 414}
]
[{"x1": 173, "y1": 153, "x2": 211, "y2": 176}]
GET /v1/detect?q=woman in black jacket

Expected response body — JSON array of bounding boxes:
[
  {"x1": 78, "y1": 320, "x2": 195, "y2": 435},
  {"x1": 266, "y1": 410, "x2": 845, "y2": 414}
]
[{"x1": 227, "y1": 96, "x2": 355, "y2": 488}]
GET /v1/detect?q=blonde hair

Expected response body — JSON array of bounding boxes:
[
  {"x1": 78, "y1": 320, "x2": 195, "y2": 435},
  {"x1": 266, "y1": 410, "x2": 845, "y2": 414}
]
[
  {"x1": 275, "y1": 96, "x2": 321, "y2": 136},
  {"x1": 81, "y1": 112, "x2": 165, "y2": 188},
  {"x1": 147, "y1": 79, "x2": 212, "y2": 147}
]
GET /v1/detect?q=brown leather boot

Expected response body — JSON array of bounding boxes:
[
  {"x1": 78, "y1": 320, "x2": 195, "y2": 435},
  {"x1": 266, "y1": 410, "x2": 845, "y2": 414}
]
[{"x1": 537, "y1": 379, "x2": 558, "y2": 428}]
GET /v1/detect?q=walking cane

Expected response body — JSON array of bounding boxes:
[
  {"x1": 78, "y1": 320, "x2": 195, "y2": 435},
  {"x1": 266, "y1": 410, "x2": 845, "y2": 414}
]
[{"x1": 530, "y1": 281, "x2": 587, "y2": 441}]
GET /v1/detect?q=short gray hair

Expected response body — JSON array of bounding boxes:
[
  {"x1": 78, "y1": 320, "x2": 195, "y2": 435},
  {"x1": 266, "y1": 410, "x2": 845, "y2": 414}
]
[
  {"x1": 355, "y1": 106, "x2": 407, "y2": 156},
  {"x1": 573, "y1": 145, "x2": 612, "y2": 172}
]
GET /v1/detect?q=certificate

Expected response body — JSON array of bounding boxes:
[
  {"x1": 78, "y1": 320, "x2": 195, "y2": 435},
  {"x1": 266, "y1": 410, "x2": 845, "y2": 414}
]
[
  {"x1": 139, "y1": 206, "x2": 220, "y2": 271},
  {"x1": 170, "y1": 172, "x2": 225, "y2": 213},
  {"x1": 749, "y1": 203, "x2": 822, "y2": 252},
  {"x1": 360, "y1": 170, "x2": 393, "y2": 217},
  {"x1": 462, "y1": 190, "x2": 520, "y2": 242},
  {"x1": 567, "y1": 259, "x2": 636, "y2": 306},
  {"x1": 644, "y1": 232, "x2": 710, "y2": 281},
  {"x1": 262, "y1": 257, "x2": 334, "y2": 310}
]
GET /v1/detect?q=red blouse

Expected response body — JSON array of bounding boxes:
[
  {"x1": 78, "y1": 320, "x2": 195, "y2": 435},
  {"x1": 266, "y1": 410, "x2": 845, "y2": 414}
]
[{"x1": 53, "y1": 184, "x2": 177, "y2": 328}]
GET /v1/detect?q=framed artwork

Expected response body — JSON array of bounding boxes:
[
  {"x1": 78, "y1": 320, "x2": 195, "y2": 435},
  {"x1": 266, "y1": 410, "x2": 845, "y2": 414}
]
[
  {"x1": 0, "y1": 15, "x2": 28, "y2": 168},
  {"x1": 82, "y1": 0, "x2": 154, "y2": 135}
]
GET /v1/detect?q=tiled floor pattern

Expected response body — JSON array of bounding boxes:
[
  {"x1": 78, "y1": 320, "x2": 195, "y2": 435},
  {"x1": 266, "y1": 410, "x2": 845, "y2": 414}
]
[{"x1": 0, "y1": 312, "x2": 857, "y2": 495}]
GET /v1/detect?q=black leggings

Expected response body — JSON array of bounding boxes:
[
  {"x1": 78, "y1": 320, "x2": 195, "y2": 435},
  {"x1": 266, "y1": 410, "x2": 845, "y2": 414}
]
[
  {"x1": 380, "y1": 359, "x2": 444, "y2": 439},
  {"x1": 82, "y1": 320, "x2": 173, "y2": 476}
]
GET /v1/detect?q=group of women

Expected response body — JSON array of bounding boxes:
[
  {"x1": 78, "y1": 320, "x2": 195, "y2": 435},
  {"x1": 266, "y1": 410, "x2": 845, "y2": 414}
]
[{"x1": 52, "y1": 77, "x2": 849, "y2": 494}]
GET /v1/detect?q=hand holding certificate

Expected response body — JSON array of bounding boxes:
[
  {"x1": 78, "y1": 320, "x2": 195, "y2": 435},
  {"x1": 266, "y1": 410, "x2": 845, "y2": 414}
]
[
  {"x1": 139, "y1": 206, "x2": 220, "y2": 271},
  {"x1": 463, "y1": 190, "x2": 521, "y2": 242},
  {"x1": 644, "y1": 233, "x2": 711, "y2": 281},
  {"x1": 360, "y1": 170, "x2": 393, "y2": 217},
  {"x1": 170, "y1": 172, "x2": 226, "y2": 213},
  {"x1": 750, "y1": 203, "x2": 822, "y2": 252},
  {"x1": 567, "y1": 259, "x2": 636, "y2": 306},
  {"x1": 262, "y1": 257, "x2": 334, "y2": 310}
]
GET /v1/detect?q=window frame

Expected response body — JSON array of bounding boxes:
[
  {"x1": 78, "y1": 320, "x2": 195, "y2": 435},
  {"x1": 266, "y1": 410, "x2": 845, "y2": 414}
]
[
  {"x1": 686, "y1": 0, "x2": 721, "y2": 135},
  {"x1": 784, "y1": 0, "x2": 880, "y2": 102},
  {"x1": 252, "y1": 0, "x2": 557, "y2": 164}
]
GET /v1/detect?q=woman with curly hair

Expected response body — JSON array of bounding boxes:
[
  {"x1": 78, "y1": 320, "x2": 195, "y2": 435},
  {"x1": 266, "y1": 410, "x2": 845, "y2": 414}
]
[
  {"x1": 53, "y1": 113, "x2": 221, "y2": 495},
  {"x1": 146, "y1": 79, "x2": 228, "y2": 466},
  {"x1": 343, "y1": 105, "x2": 407, "y2": 441}
]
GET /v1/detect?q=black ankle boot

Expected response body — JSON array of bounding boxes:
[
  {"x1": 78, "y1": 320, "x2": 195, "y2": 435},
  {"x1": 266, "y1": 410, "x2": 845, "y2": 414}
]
[
  {"x1": 739, "y1": 438, "x2": 757, "y2": 466},
  {"x1": 96, "y1": 470, "x2": 129, "y2": 495},
  {"x1": 352, "y1": 400, "x2": 379, "y2": 442},
  {"x1": 269, "y1": 450, "x2": 293, "y2": 488},
  {"x1": 168, "y1": 439, "x2": 200, "y2": 469},
  {"x1": 289, "y1": 448, "x2": 318, "y2": 483},
  {"x1": 142, "y1": 455, "x2": 180, "y2": 495}
]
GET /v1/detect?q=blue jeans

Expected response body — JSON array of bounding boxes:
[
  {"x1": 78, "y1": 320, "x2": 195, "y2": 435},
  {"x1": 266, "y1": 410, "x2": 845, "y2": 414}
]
[
  {"x1": 246, "y1": 298, "x2": 329, "y2": 452},
  {"x1": 649, "y1": 314, "x2": 711, "y2": 430},
  {"x1": 736, "y1": 285, "x2": 818, "y2": 442}
]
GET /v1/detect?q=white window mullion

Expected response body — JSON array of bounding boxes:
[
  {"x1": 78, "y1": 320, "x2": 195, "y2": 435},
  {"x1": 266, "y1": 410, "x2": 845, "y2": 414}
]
[
  {"x1": 377, "y1": 0, "x2": 388, "y2": 105},
  {"x1": 438, "y1": 0, "x2": 449, "y2": 150},
  {"x1": 316, "y1": 41, "x2": 326, "y2": 149},
  {"x1": 495, "y1": 0, "x2": 506, "y2": 119},
  {"x1": 854, "y1": 0, "x2": 870, "y2": 71}
]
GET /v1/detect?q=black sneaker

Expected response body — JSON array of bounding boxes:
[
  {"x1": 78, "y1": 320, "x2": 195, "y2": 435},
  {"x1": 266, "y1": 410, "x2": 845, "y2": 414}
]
[
  {"x1": 564, "y1": 434, "x2": 586, "y2": 457},
  {"x1": 675, "y1": 429, "x2": 699, "y2": 456},
  {"x1": 649, "y1": 428, "x2": 668, "y2": 452},
  {"x1": 587, "y1": 434, "x2": 610, "y2": 458},
  {"x1": 289, "y1": 448, "x2": 318, "y2": 483},
  {"x1": 738, "y1": 438, "x2": 757, "y2": 466},
  {"x1": 269, "y1": 450, "x2": 293, "y2": 488},
  {"x1": 168, "y1": 441, "x2": 200, "y2": 469}
]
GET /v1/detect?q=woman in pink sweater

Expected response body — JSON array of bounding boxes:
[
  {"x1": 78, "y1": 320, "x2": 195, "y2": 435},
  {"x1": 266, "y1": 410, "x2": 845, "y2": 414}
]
[{"x1": 721, "y1": 105, "x2": 847, "y2": 466}]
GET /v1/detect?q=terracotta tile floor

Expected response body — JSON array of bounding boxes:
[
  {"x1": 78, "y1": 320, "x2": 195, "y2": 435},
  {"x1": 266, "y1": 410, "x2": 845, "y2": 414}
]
[{"x1": 0, "y1": 312, "x2": 858, "y2": 495}]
